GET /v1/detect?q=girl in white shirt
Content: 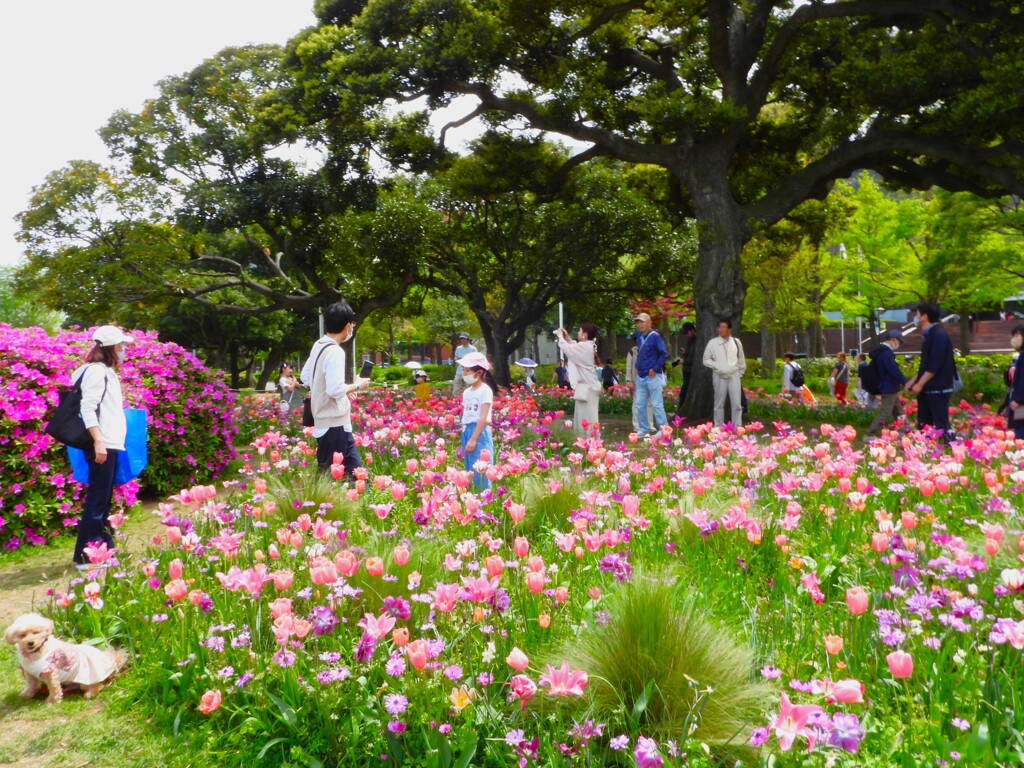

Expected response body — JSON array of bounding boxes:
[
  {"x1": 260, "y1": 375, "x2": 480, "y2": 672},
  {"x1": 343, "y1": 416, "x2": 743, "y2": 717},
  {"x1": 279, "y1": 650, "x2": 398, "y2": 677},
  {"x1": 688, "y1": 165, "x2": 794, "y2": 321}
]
[
  {"x1": 71, "y1": 325, "x2": 132, "y2": 567},
  {"x1": 458, "y1": 352, "x2": 496, "y2": 491}
]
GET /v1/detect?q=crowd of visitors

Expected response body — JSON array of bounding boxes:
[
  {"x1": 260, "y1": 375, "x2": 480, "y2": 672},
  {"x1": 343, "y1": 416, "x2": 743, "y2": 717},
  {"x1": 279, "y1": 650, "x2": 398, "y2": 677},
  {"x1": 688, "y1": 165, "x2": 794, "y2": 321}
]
[{"x1": 64, "y1": 302, "x2": 1016, "y2": 567}]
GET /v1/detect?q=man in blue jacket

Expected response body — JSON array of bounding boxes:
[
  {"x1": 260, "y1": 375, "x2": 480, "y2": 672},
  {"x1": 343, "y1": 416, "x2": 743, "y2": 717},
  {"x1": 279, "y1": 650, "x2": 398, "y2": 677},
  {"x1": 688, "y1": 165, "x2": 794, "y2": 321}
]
[
  {"x1": 864, "y1": 330, "x2": 908, "y2": 438},
  {"x1": 633, "y1": 312, "x2": 669, "y2": 436},
  {"x1": 906, "y1": 302, "x2": 956, "y2": 441}
]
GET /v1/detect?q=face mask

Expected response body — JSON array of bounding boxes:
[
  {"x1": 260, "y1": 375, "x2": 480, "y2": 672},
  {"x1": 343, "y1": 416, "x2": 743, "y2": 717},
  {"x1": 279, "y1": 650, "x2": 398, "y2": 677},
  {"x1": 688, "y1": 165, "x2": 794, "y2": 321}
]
[
  {"x1": 462, "y1": 374, "x2": 478, "y2": 385},
  {"x1": 911, "y1": 315, "x2": 921, "y2": 328},
  {"x1": 1013, "y1": 336, "x2": 1023, "y2": 351}
]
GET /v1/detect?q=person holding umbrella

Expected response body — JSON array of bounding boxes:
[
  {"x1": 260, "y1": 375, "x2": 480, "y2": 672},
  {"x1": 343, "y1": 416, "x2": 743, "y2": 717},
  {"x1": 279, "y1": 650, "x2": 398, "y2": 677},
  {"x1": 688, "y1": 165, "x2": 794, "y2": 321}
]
[{"x1": 515, "y1": 357, "x2": 538, "y2": 390}]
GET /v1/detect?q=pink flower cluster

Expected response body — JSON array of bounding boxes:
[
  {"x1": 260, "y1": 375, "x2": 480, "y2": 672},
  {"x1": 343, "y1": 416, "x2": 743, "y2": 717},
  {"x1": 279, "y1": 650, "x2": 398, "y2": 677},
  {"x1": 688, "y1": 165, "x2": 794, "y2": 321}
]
[{"x1": 0, "y1": 323, "x2": 236, "y2": 551}]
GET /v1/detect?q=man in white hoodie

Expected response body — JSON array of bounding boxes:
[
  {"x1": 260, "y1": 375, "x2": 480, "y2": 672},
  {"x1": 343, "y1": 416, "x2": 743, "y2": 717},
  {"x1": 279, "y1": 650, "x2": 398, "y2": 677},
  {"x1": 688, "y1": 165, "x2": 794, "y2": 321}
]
[{"x1": 702, "y1": 319, "x2": 746, "y2": 426}]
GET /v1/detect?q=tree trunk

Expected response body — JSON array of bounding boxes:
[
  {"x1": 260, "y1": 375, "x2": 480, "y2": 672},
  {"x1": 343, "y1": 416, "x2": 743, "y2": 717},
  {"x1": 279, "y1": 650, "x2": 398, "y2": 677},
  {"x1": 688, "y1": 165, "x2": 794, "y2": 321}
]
[
  {"x1": 760, "y1": 325, "x2": 776, "y2": 376},
  {"x1": 958, "y1": 312, "x2": 971, "y2": 354},
  {"x1": 229, "y1": 339, "x2": 240, "y2": 389},
  {"x1": 256, "y1": 343, "x2": 285, "y2": 391},
  {"x1": 806, "y1": 318, "x2": 824, "y2": 358},
  {"x1": 680, "y1": 178, "x2": 748, "y2": 422}
]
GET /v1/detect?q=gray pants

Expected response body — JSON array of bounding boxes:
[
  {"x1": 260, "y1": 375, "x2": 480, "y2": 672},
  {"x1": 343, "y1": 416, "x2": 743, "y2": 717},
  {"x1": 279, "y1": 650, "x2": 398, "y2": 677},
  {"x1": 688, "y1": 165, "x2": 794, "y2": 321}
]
[
  {"x1": 452, "y1": 373, "x2": 466, "y2": 398},
  {"x1": 865, "y1": 392, "x2": 904, "y2": 436},
  {"x1": 712, "y1": 374, "x2": 743, "y2": 426}
]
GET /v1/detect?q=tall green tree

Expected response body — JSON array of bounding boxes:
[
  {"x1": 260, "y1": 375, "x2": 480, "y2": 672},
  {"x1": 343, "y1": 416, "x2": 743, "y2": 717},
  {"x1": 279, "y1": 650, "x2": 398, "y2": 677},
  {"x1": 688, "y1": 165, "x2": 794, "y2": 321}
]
[
  {"x1": 15, "y1": 160, "x2": 179, "y2": 329},
  {"x1": 101, "y1": 44, "x2": 418, "y2": 325},
  {"x1": 300, "y1": 0, "x2": 1024, "y2": 417},
  {"x1": 410, "y1": 135, "x2": 691, "y2": 385}
]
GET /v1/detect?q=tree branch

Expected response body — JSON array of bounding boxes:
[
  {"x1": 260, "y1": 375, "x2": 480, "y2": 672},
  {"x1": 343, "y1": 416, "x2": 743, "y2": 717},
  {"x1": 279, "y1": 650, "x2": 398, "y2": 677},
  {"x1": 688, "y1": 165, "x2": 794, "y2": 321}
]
[{"x1": 749, "y1": 132, "x2": 1024, "y2": 228}]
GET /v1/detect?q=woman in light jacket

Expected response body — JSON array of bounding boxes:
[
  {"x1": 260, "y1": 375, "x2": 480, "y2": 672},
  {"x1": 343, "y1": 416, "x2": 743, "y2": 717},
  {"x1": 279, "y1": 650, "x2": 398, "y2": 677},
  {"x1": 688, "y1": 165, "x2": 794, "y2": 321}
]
[
  {"x1": 555, "y1": 322, "x2": 602, "y2": 437},
  {"x1": 71, "y1": 325, "x2": 132, "y2": 567}
]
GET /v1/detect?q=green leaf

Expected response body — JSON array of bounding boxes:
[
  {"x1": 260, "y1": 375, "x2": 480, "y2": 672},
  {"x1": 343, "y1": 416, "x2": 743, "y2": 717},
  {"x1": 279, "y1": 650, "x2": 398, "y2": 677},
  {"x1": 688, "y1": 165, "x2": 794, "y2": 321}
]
[
  {"x1": 266, "y1": 691, "x2": 298, "y2": 730},
  {"x1": 258, "y1": 737, "x2": 293, "y2": 760},
  {"x1": 454, "y1": 729, "x2": 478, "y2": 768}
]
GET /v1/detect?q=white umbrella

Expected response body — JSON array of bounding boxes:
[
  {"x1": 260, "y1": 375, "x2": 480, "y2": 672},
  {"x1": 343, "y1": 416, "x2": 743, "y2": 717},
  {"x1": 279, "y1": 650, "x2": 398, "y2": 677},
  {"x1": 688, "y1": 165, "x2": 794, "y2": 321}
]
[{"x1": 404, "y1": 361, "x2": 423, "y2": 369}]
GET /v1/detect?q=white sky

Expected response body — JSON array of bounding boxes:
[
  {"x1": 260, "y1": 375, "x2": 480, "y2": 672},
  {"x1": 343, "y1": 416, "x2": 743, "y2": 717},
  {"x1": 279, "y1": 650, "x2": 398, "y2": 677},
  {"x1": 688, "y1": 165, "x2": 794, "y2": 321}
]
[{"x1": 0, "y1": 0, "x2": 318, "y2": 267}]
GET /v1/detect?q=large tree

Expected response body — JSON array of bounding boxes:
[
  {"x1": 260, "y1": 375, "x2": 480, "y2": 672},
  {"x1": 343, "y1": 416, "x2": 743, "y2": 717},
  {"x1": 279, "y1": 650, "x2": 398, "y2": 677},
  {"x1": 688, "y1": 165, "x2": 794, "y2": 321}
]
[
  {"x1": 101, "y1": 44, "x2": 418, "y2": 326},
  {"x1": 300, "y1": 0, "x2": 1024, "y2": 417},
  {"x1": 408, "y1": 135, "x2": 691, "y2": 385}
]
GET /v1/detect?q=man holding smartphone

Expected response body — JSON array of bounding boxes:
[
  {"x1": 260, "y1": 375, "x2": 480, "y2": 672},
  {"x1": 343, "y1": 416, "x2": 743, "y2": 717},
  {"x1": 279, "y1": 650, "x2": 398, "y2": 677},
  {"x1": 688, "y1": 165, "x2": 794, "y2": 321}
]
[{"x1": 301, "y1": 301, "x2": 372, "y2": 478}]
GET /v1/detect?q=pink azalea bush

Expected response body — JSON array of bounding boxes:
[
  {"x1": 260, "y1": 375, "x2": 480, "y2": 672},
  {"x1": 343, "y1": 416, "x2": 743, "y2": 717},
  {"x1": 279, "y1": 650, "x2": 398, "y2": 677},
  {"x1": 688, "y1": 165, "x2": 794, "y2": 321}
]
[
  {"x1": 0, "y1": 324, "x2": 235, "y2": 551},
  {"x1": 47, "y1": 386, "x2": 1024, "y2": 766}
]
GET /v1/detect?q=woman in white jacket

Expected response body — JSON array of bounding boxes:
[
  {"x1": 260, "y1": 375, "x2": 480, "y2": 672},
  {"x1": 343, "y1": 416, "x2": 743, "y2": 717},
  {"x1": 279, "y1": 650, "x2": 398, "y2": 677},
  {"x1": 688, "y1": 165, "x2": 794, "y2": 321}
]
[
  {"x1": 70, "y1": 325, "x2": 132, "y2": 567},
  {"x1": 555, "y1": 322, "x2": 602, "y2": 437}
]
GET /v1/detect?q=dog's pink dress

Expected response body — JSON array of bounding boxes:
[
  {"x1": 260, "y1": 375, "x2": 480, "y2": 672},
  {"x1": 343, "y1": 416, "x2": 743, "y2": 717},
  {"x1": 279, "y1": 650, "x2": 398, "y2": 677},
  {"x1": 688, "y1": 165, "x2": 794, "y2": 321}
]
[{"x1": 22, "y1": 639, "x2": 115, "y2": 686}]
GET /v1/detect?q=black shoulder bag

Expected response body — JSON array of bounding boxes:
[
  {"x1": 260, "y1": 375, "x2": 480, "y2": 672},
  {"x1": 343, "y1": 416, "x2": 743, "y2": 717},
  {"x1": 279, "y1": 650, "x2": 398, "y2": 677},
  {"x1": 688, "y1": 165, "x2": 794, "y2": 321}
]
[
  {"x1": 301, "y1": 343, "x2": 332, "y2": 427},
  {"x1": 45, "y1": 365, "x2": 107, "y2": 450}
]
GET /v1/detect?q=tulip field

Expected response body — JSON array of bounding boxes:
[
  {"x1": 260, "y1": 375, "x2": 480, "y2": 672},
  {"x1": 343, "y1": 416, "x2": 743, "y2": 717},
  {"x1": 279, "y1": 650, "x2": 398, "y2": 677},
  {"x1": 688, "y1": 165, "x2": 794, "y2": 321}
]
[{"x1": 48, "y1": 389, "x2": 1024, "y2": 767}]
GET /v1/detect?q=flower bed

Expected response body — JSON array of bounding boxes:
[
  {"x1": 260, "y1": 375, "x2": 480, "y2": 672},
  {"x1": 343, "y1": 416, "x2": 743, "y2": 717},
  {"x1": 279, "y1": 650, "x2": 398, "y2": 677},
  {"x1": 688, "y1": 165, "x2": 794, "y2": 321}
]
[
  {"x1": 50, "y1": 387, "x2": 1024, "y2": 766},
  {"x1": 0, "y1": 324, "x2": 236, "y2": 551}
]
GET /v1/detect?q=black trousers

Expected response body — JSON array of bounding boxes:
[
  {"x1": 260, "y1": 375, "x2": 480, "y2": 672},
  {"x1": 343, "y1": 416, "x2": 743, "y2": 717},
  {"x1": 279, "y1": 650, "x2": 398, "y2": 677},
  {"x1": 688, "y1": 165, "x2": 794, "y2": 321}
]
[
  {"x1": 316, "y1": 427, "x2": 361, "y2": 478},
  {"x1": 917, "y1": 391, "x2": 951, "y2": 440},
  {"x1": 73, "y1": 448, "x2": 121, "y2": 564}
]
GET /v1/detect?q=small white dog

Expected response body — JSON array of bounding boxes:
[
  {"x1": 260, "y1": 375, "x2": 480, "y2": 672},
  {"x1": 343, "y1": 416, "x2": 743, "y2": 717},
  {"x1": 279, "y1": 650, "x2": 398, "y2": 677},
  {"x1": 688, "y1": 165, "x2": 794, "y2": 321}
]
[{"x1": 5, "y1": 612, "x2": 121, "y2": 704}]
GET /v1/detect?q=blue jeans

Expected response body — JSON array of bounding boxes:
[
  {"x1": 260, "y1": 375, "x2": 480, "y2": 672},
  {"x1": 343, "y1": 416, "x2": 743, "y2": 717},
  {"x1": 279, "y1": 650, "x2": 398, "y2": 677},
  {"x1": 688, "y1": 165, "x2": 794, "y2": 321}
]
[
  {"x1": 462, "y1": 423, "x2": 493, "y2": 491},
  {"x1": 635, "y1": 374, "x2": 667, "y2": 434},
  {"x1": 74, "y1": 448, "x2": 121, "y2": 564}
]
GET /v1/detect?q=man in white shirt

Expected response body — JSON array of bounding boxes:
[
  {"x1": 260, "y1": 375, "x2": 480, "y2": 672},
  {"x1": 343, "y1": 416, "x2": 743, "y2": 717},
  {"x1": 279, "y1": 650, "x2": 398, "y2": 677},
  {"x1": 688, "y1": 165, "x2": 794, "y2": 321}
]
[
  {"x1": 780, "y1": 352, "x2": 802, "y2": 398},
  {"x1": 301, "y1": 301, "x2": 371, "y2": 477},
  {"x1": 452, "y1": 333, "x2": 478, "y2": 396},
  {"x1": 702, "y1": 318, "x2": 747, "y2": 426}
]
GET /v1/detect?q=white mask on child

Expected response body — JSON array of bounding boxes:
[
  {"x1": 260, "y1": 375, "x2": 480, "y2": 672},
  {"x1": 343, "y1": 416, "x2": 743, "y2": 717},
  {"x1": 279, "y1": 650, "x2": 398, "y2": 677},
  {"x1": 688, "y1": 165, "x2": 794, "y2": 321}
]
[{"x1": 462, "y1": 374, "x2": 477, "y2": 385}]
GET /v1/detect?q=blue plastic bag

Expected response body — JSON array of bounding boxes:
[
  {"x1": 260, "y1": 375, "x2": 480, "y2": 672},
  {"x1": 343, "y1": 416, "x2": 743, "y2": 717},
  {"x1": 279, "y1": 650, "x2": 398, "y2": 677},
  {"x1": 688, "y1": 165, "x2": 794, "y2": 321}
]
[{"x1": 67, "y1": 408, "x2": 148, "y2": 486}]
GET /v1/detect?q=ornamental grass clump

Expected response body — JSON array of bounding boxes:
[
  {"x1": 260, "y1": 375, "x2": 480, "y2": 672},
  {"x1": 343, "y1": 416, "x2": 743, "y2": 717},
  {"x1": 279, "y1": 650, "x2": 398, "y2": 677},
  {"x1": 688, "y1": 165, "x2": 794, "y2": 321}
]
[{"x1": 561, "y1": 567, "x2": 770, "y2": 747}]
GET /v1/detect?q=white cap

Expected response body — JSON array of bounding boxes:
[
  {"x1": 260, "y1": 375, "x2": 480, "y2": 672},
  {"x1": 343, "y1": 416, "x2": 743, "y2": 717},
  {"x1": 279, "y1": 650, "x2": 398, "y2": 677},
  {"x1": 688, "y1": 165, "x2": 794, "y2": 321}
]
[
  {"x1": 459, "y1": 352, "x2": 491, "y2": 370},
  {"x1": 92, "y1": 325, "x2": 134, "y2": 347}
]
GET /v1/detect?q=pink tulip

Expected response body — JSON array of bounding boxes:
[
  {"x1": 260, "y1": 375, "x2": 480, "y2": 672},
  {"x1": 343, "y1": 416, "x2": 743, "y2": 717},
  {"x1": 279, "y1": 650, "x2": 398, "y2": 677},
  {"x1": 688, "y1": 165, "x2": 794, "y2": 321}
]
[
  {"x1": 272, "y1": 570, "x2": 293, "y2": 590},
  {"x1": 508, "y1": 674, "x2": 537, "y2": 707},
  {"x1": 365, "y1": 557, "x2": 384, "y2": 577},
  {"x1": 622, "y1": 494, "x2": 640, "y2": 518},
  {"x1": 168, "y1": 558, "x2": 183, "y2": 580},
  {"x1": 198, "y1": 689, "x2": 222, "y2": 715},
  {"x1": 309, "y1": 555, "x2": 338, "y2": 585},
  {"x1": 845, "y1": 586, "x2": 869, "y2": 615},
  {"x1": 164, "y1": 579, "x2": 188, "y2": 601},
  {"x1": 829, "y1": 678, "x2": 865, "y2": 704},
  {"x1": 513, "y1": 537, "x2": 530, "y2": 557},
  {"x1": 506, "y1": 647, "x2": 530, "y2": 671},
  {"x1": 886, "y1": 649, "x2": 913, "y2": 678},
  {"x1": 407, "y1": 639, "x2": 429, "y2": 670},
  {"x1": 334, "y1": 550, "x2": 359, "y2": 577},
  {"x1": 538, "y1": 660, "x2": 588, "y2": 696},
  {"x1": 392, "y1": 545, "x2": 410, "y2": 566},
  {"x1": 525, "y1": 570, "x2": 546, "y2": 594},
  {"x1": 483, "y1": 555, "x2": 504, "y2": 577}
]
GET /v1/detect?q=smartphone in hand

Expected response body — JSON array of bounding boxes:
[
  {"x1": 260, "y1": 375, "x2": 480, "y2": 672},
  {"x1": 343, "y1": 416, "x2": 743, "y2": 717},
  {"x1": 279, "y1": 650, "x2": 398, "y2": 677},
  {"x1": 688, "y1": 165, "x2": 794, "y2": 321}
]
[{"x1": 359, "y1": 360, "x2": 375, "y2": 379}]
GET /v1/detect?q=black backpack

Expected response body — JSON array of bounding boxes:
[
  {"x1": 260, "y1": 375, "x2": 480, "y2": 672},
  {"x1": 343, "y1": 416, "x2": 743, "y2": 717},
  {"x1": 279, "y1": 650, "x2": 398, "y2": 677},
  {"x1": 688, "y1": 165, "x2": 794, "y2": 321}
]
[
  {"x1": 45, "y1": 365, "x2": 107, "y2": 449},
  {"x1": 787, "y1": 363, "x2": 805, "y2": 388},
  {"x1": 861, "y1": 355, "x2": 882, "y2": 395}
]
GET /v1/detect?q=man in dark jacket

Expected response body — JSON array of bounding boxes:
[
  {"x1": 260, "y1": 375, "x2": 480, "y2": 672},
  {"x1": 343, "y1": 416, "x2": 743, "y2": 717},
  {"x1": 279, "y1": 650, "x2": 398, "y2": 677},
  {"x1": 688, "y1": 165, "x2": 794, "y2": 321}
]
[
  {"x1": 906, "y1": 302, "x2": 956, "y2": 441},
  {"x1": 865, "y1": 330, "x2": 908, "y2": 438},
  {"x1": 672, "y1": 322, "x2": 698, "y2": 413},
  {"x1": 1008, "y1": 326, "x2": 1024, "y2": 440}
]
